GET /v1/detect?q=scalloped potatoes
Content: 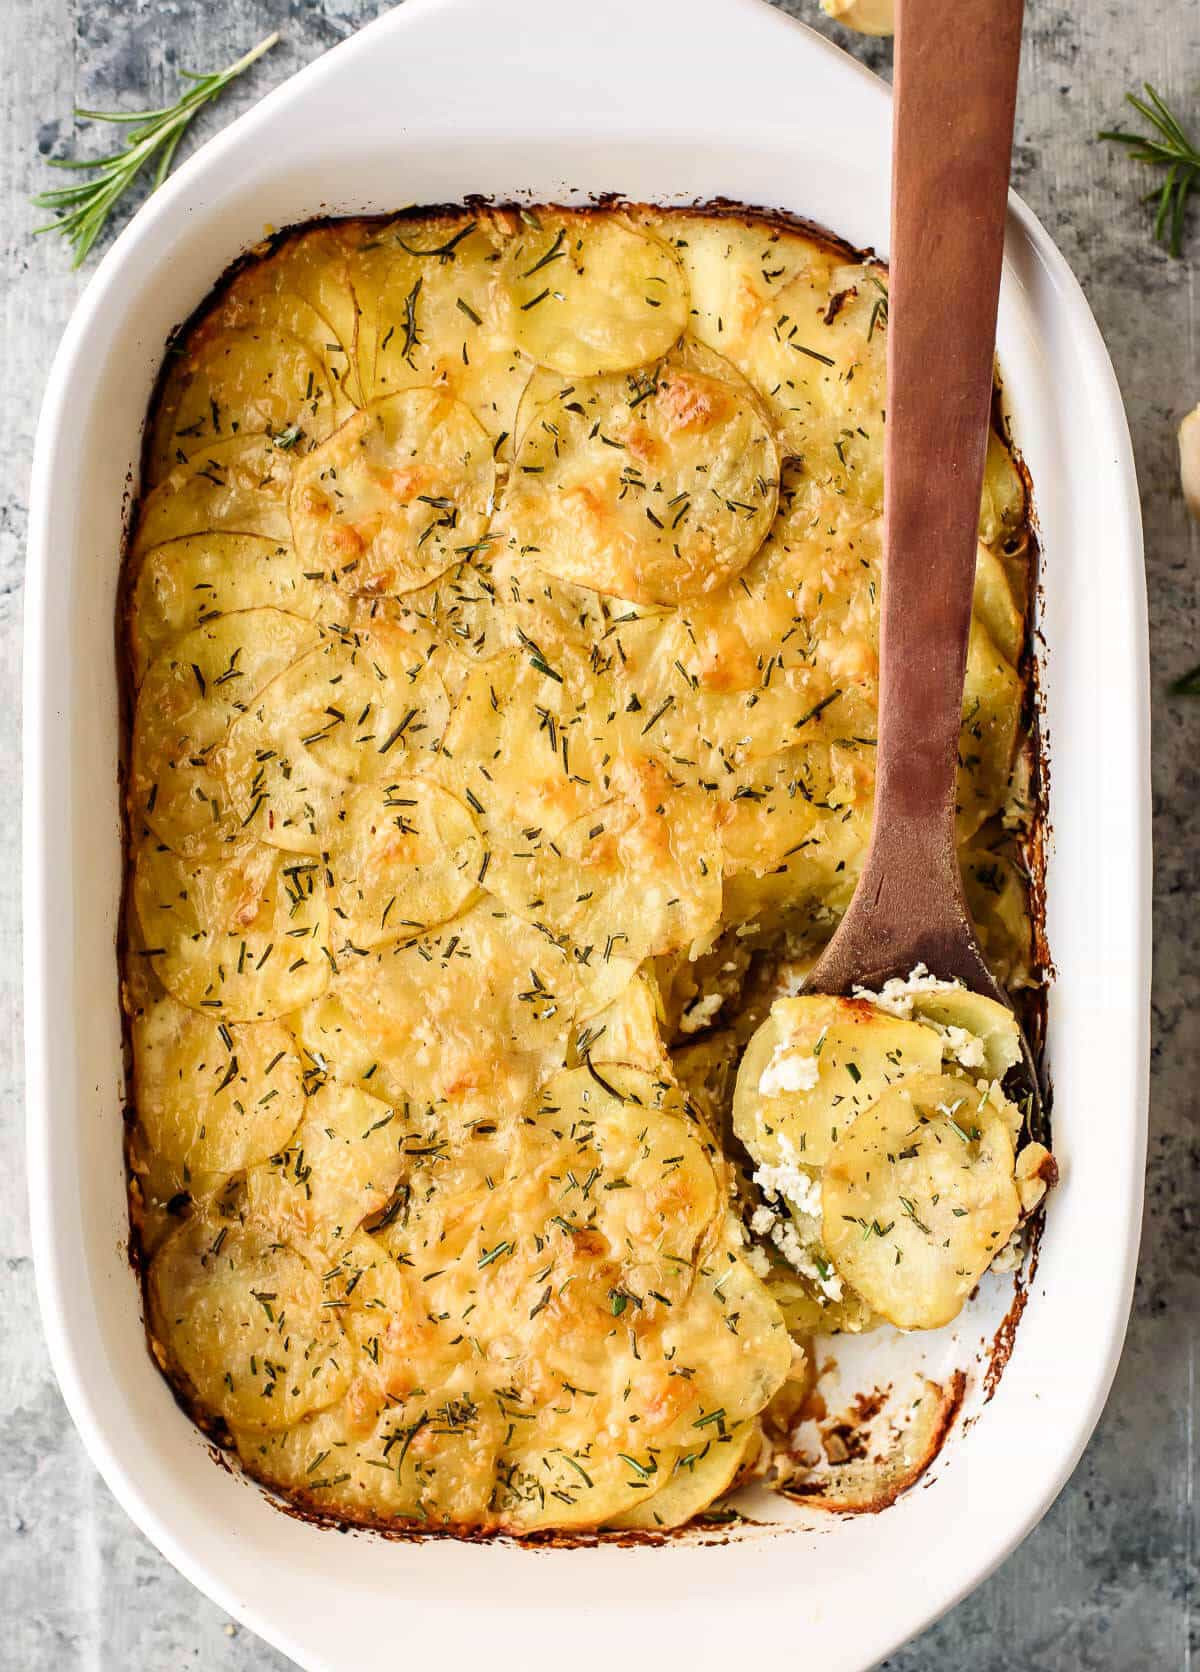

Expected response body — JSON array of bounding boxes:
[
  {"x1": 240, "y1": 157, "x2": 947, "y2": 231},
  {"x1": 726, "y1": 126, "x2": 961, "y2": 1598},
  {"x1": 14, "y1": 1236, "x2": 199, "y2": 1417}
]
[{"x1": 121, "y1": 204, "x2": 1044, "y2": 1536}]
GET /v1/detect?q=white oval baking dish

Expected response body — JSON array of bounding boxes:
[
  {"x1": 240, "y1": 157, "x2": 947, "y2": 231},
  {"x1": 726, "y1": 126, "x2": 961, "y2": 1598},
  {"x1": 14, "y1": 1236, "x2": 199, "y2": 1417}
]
[{"x1": 24, "y1": 0, "x2": 1150, "y2": 1666}]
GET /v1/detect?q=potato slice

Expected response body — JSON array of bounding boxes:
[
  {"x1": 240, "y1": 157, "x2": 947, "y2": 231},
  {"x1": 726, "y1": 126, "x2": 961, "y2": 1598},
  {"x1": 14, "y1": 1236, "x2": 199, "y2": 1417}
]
[
  {"x1": 325, "y1": 777, "x2": 480, "y2": 952},
  {"x1": 962, "y1": 846, "x2": 1033, "y2": 991},
  {"x1": 288, "y1": 392, "x2": 496, "y2": 596},
  {"x1": 125, "y1": 1117, "x2": 235, "y2": 1259},
  {"x1": 148, "y1": 1213, "x2": 349, "y2": 1431},
  {"x1": 291, "y1": 896, "x2": 593, "y2": 1122},
  {"x1": 222, "y1": 223, "x2": 364, "y2": 407},
  {"x1": 133, "y1": 990, "x2": 306, "y2": 1172},
  {"x1": 530, "y1": 1065, "x2": 723, "y2": 1298},
  {"x1": 660, "y1": 214, "x2": 836, "y2": 370},
  {"x1": 607, "y1": 1419, "x2": 759, "y2": 1530},
  {"x1": 149, "y1": 325, "x2": 336, "y2": 481},
  {"x1": 208, "y1": 289, "x2": 359, "y2": 421},
  {"x1": 734, "y1": 260, "x2": 888, "y2": 505},
  {"x1": 133, "y1": 837, "x2": 331, "y2": 1021},
  {"x1": 501, "y1": 340, "x2": 779, "y2": 606},
  {"x1": 651, "y1": 1248, "x2": 793, "y2": 1445},
  {"x1": 907, "y1": 985, "x2": 1022, "y2": 1083},
  {"x1": 734, "y1": 995, "x2": 942, "y2": 1172},
  {"x1": 132, "y1": 434, "x2": 297, "y2": 554},
  {"x1": 221, "y1": 622, "x2": 449, "y2": 854},
  {"x1": 973, "y1": 539, "x2": 1023, "y2": 666},
  {"x1": 351, "y1": 215, "x2": 528, "y2": 436},
  {"x1": 247, "y1": 1081, "x2": 406, "y2": 1248},
  {"x1": 435, "y1": 648, "x2": 608, "y2": 843},
  {"x1": 486, "y1": 790, "x2": 722, "y2": 966},
  {"x1": 497, "y1": 212, "x2": 688, "y2": 375},
  {"x1": 958, "y1": 617, "x2": 1021, "y2": 838},
  {"x1": 822, "y1": 1072, "x2": 1021, "y2": 1330},
  {"x1": 978, "y1": 426, "x2": 1026, "y2": 545},
  {"x1": 127, "y1": 535, "x2": 337, "y2": 685},
  {"x1": 130, "y1": 609, "x2": 321, "y2": 857},
  {"x1": 575, "y1": 973, "x2": 669, "y2": 1074}
]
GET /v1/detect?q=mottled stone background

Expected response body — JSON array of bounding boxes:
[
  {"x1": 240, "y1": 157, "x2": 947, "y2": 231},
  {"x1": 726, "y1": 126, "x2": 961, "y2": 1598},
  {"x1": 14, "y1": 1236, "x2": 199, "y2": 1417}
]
[{"x1": 1, "y1": 0, "x2": 1196, "y2": 1666}]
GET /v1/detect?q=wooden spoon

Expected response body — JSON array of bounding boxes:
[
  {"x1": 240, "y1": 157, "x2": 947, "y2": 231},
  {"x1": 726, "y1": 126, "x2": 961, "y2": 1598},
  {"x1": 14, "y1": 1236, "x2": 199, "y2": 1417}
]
[{"x1": 806, "y1": 0, "x2": 1033, "y2": 1047}]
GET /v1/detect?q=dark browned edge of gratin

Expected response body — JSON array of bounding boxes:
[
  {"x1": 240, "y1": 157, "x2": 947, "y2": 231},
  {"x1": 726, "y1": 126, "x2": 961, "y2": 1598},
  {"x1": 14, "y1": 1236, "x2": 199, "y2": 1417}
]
[{"x1": 115, "y1": 197, "x2": 1052, "y2": 1545}]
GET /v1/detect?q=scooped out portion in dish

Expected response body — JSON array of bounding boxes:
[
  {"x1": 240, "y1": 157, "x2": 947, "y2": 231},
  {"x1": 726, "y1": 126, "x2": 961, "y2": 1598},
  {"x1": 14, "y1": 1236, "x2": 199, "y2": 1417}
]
[{"x1": 120, "y1": 204, "x2": 1049, "y2": 1536}]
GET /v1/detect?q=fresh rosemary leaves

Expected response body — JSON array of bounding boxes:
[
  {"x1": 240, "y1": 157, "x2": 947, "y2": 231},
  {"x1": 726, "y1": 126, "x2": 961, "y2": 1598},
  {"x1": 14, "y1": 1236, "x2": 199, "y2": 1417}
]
[
  {"x1": 1100, "y1": 84, "x2": 1200, "y2": 258},
  {"x1": 32, "y1": 32, "x2": 279, "y2": 267}
]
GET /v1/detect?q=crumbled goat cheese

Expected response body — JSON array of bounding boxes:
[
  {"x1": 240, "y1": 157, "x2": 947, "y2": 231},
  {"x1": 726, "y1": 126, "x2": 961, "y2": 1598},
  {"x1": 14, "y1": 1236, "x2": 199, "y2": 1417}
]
[
  {"x1": 938, "y1": 1024, "x2": 986, "y2": 1070},
  {"x1": 750, "y1": 1203, "x2": 777, "y2": 1239},
  {"x1": 853, "y1": 961, "x2": 960, "y2": 1019},
  {"x1": 753, "y1": 1160, "x2": 823, "y2": 1222},
  {"x1": 748, "y1": 1195, "x2": 843, "y2": 1302},
  {"x1": 679, "y1": 992, "x2": 724, "y2": 1034},
  {"x1": 744, "y1": 1243, "x2": 772, "y2": 1278},
  {"x1": 758, "y1": 1042, "x2": 821, "y2": 1098}
]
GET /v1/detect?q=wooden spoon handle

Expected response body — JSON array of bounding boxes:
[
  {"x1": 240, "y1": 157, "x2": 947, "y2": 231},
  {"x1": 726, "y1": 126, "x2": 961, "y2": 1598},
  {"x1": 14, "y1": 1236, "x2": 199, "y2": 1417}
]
[{"x1": 810, "y1": 0, "x2": 1024, "y2": 993}]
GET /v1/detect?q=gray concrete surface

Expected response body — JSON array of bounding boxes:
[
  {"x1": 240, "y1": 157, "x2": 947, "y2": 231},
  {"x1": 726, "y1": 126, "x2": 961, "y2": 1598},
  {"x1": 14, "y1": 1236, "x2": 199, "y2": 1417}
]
[{"x1": 1, "y1": 0, "x2": 1196, "y2": 1665}]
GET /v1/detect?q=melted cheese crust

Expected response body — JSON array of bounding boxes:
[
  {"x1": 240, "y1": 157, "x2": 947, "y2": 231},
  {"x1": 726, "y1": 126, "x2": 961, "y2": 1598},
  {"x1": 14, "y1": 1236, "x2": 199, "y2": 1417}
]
[{"x1": 121, "y1": 205, "x2": 1038, "y2": 1534}]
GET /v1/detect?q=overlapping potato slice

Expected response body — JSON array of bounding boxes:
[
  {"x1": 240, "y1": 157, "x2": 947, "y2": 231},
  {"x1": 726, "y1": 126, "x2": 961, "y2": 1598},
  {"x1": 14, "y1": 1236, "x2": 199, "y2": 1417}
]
[
  {"x1": 650, "y1": 1243, "x2": 793, "y2": 1445},
  {"x1": 134, "y1": 838, "x2": 331, "y2": 1021},
  {"x1": 221, "y1": 623, "x2": 449, "y2": 854},
  {"x1": 502, "y1": 341, "x2": 779, "y2": 606},
  {"x1": 130, "y1": 609, "x2": 321, "y2": 856},
  {"x1": 291, "y1": 896, "x2": 608, "y2": 1121},
  {"x1": 350, "y1": 216, "x2": 527, "y2": 435},
  {"x1": 149, "y1": 324, "x2": 336, "y2": 481},
  {"x1": 658, "y1": 213, "x2": 838, "y2": 369},
  {"x1": 132, "y1": 434, "x2": 298, "y2": 554},
  {"x1": 732, "y1": 259, "x2": 888, "y2": 502},
  {"x1": 133, "y1": 988, "x2": 306, "y2": 1172},
  {"x1": 486, "y1": 788, "x2": 722, "y2": 966},
  {"x1": 575, "y1": 972, "x2": 670, "y2": 1074},
  {"x1": 905, "y1": 985, "x2": 1023, "y2": 1085},
  {"x1": 527, "y1": 1065, "x2": 723, "y2": 1303},
  {"x1": 220, "y1": 224, "x2": 364, "y2": 406},
  {"x1": 973, "y1": 540, "x2": 1024, "y2": 666},
  {"x1": 148, "y1": 1212, "x2": 349, "y2": 1431},
  {"x1": 765, "y1": 1261, "x2": 878, "y2": 1338},
  {"x1": 497, "y1": 211, "x2": 688, "y2": 375},
  {"x1": 718, "y1": 747, "x2": 871, "y2": 936},
  {"x1": 978, "y1": 426, "x2": 1027, "y2": 546},
  {"x1": 247, "y1": 1081, "x2": 406, "y2": 1248},
  {"x1": 207, "y1": 290, "x2": 358, "y2": 422},
  {"x1": 822, "y1": 1072, "x2": 1022, "y2": 1330},
  {"x1": 962, "y1": 845, "x2": 1034, "y2": 990},
  {"x1": 435, "y1": 648, "x2": 607, "y2": 842},
  {"x1": 327, "y1": 778, "x2": 481, "y2": 951},
  {"x1": 734, "y1": 995, "x2": 942, "y2": 1172},
  {"x1": 288, "y1": 391, "x2": 496, "y2": 596},
  {"x1": 958, "y1": 617, "x2": 1021, "y2": 837},
  {"x1": 125, "y1": 1117, "x2": 236, "y2": 1259},
  {"x1": 606, "y1": 1419, "x2": 759, "y2": 1530},
  {"x1": 127, "y1": 535, "x2": 338, "y2": 684}
]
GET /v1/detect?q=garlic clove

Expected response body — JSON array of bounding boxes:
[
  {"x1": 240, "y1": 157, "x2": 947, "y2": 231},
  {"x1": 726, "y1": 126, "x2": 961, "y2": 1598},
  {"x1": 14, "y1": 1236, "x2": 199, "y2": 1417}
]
[
  {"x1": 1179, "y1": 404, "x2": 1200, "y2": 520},
  {"x1": 821, "y1": 0, "x2": 895, "y2": 36}
]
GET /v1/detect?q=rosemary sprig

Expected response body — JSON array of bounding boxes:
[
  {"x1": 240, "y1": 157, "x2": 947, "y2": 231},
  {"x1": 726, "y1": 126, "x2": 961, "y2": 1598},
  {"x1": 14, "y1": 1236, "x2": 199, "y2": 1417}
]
[
  {"x1": 1099, "y1": 84, "x2": 1200, "y2": 257},
  {"x1": 32, "y1": 32, "x2": 279, "y2": 267}
]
